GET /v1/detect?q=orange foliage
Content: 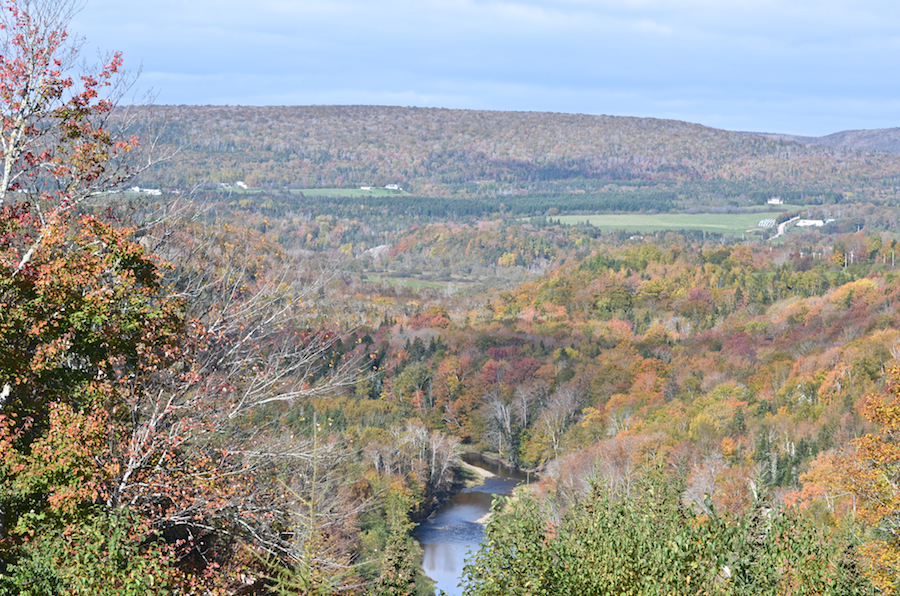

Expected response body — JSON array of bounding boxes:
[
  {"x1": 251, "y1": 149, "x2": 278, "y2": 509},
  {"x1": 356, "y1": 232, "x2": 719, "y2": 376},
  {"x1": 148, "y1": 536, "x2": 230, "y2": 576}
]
[{"x1": 839, "y1": 365, "x2": 900, "y2": 593}]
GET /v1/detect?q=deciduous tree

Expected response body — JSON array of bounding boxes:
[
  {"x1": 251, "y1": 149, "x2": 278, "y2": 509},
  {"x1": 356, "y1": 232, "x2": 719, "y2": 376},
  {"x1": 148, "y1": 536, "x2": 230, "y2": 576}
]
[{"x1": 840, "y1": 364, "x2": 900, "y2": 593}]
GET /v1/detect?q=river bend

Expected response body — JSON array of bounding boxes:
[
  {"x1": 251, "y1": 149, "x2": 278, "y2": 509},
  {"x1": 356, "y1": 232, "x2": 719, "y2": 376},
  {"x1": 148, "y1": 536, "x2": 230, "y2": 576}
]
[{"x1": 416, "y1": 454, "x2": 529, "y2": 596}]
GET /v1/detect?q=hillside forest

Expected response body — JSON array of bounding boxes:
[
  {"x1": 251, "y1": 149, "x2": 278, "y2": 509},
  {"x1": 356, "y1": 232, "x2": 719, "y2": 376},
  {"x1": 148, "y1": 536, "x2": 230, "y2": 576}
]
[{"x1": 2, "y1": 2, "x2": 900, "y2": 595}]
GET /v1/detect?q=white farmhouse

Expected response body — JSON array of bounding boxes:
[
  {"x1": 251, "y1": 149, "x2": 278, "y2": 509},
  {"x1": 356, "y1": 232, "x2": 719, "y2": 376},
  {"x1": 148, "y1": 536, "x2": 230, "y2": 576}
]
[{"x1": 129, "y1": 185, "x2": 162, "y2": 196}]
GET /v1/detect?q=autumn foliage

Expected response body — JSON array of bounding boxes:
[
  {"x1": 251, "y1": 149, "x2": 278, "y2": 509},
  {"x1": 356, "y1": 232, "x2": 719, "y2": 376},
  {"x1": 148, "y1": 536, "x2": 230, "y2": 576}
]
[
  {"x1": 5, "y1": 1, "x2": 900, "y2": 594},
  {"x1": 838, "y1": 365, "x2": 900, "y2": 593}
]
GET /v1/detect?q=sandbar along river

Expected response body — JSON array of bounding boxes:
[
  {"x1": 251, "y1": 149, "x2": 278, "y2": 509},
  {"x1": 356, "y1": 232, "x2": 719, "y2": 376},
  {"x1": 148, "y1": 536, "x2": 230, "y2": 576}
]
[{"x1": 416, "y1": 453, "x2": 530, "y2": 596}]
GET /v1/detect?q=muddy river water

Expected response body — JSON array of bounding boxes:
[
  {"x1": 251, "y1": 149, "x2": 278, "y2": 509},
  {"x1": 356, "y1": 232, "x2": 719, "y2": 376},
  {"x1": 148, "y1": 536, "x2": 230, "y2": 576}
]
[{"x1": 416, "y1": 453, "x2": 530, "y2": 596}]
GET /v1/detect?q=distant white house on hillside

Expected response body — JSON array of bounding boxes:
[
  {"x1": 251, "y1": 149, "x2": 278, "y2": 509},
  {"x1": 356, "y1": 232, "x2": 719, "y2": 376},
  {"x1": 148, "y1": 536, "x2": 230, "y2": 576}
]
[
  {"x1": 767, "y1": 197, "x2": 784, "y2": 205},
  {"x1": 796, "y1": 219, "x2": 825, "y2": 227},
  {"x1": 235, "y1": 181, "x2": 249, "y2": 190},
  {"x1": 385, "y1": 184, "x2": 400, "y2": 190},
  {"x1": 130, "y1": 186, "x2": 162, "y2": 196}
]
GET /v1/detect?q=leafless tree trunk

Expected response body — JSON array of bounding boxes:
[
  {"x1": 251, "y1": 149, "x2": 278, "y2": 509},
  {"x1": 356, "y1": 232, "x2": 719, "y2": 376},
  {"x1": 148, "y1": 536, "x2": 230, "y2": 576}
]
[
  {"x1": 538, "y1": 384, "x2": 582, "y2": 460},
  {"x1": 428, "y1": 431, "x2": 460, "y2": 490},
  {"x1": 485, "y1": 391, "x2": 513, "y2": 457},
  {"x1": 513, "y1": 380, "x2": 549, "y2": 429}
]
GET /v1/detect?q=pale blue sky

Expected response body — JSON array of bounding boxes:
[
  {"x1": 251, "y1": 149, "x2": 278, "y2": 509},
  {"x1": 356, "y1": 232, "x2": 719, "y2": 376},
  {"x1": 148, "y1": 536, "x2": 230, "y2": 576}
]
[{"x1": 73, "y1": 0, "x2": 900, "y2": 136}]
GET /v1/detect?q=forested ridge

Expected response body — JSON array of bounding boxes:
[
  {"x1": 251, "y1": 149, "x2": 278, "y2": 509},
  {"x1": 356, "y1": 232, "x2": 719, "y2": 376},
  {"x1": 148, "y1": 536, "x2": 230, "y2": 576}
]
[
  {"x1": 3, "y1": 1, "x2": 900, "y2": 594},
  {"x1": 767, "y1": 127, "x2": 900, "y2": 156},
  {"x1": 136, "y1": 105, "x2": 900, "y2": 204}
]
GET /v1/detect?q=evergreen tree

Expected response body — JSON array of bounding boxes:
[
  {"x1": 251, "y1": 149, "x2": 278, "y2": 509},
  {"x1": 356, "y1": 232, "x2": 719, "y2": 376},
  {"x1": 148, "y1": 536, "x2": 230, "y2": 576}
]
[{"x1": 371, "y1": 526, "x2": 418, "y2": 596}]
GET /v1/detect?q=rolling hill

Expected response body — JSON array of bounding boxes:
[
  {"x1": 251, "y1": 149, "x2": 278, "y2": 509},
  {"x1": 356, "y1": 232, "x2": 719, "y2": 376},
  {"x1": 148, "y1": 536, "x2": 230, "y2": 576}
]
[{"x1": 136, "y1": 105, "x2": 900, "y2": 202}]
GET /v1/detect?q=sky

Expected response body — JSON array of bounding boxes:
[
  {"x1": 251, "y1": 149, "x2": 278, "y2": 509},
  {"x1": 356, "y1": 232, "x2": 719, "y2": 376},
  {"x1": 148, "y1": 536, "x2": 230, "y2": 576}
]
[{"x1": 71, "y1": 0, "x2": 900, "y2": 137}]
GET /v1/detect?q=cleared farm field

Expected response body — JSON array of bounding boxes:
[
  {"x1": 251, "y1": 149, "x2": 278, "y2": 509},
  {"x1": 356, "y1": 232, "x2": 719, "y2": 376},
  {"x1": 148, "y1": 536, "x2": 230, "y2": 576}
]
[
  {"x1": 555, "y1": 210, "x2": 796, "y2": 236},
  {"x1": 293, "y1": 188, "x2": 409, "y2": 198},
  {"x1": 364, "y1": 274, "x2": 467, "y2": 291}
]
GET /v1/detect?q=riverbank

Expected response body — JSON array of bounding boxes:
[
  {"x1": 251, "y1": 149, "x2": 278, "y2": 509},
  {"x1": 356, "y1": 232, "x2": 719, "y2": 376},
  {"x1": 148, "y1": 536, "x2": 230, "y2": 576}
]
[
  {"x1": 472, "y1": 482, "x2": 535, "y2": 525},
  {"x1": 463, "y1": 451, "x2": 541, "y2": 483},
  {"x1": 461, "y1": 460, "x2": 495, "y2": 487},
  {"x1": 422, "y1": 452, "x2": 536, "y2": 525},
  {"x1": 452, "y1": 452, "x2": 541, "y2": 525}
]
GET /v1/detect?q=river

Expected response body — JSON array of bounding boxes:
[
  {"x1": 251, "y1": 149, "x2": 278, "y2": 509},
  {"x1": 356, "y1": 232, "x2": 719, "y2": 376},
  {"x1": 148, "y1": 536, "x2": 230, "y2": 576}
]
[{"x1": 416, "y1": 453, "x2": 530, "y2": 596}]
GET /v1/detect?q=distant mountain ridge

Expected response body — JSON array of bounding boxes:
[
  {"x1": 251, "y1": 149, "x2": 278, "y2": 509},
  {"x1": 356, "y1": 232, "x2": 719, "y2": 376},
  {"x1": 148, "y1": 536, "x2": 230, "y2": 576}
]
[{"x1": 758, "y1": 127, "x2": 900, "y2": 155}]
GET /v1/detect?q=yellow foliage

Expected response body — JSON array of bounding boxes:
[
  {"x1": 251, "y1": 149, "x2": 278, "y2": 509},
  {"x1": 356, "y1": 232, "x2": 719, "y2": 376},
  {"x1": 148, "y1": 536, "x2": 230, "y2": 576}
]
[
  {"x1": 498, "y1": 252, "x2": 517, "y2": 267},
  {"x1": 829, "y1": 278, "x2": 878, "y2": 308},
  {"x1": 839, "y1": 364, "x2": 900, "y2": 593}
]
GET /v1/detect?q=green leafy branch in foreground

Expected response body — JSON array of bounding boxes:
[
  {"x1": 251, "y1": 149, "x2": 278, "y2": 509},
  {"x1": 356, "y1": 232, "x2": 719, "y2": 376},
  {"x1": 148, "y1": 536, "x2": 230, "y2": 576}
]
[{"x1": 461, "y1": 472, "x2": 873, "y2": 596}]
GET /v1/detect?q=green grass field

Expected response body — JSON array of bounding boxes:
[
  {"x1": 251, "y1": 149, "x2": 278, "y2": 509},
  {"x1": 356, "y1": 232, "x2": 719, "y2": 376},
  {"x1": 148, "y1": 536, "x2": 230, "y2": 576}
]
[
  {"x1": 555, "y1": 209, "x2": 799, "y2": 236},
  {"x1": 292, "y1": 188, "x2": 410, "y2": 198},
  {"x1": 364, "y1": 273, "x2": 468, "y2": 291}
]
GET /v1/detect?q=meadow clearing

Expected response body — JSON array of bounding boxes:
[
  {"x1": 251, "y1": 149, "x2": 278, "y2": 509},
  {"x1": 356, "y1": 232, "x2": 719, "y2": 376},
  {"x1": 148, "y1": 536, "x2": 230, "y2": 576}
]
[
  {"x1": 554, "y1": 208, "x2": 801, "y2": 236},
  {"x1": 294, "y1": 187, "x2": 410, "y2": 198}
]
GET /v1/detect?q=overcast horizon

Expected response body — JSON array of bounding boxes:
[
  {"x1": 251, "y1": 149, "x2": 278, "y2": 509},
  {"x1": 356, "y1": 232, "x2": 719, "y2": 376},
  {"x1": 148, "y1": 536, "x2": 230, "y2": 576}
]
[{"x1": 73, "y1": 0, "x2": 900, "y2": 138}]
